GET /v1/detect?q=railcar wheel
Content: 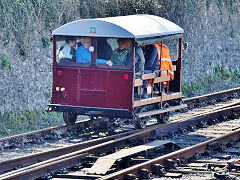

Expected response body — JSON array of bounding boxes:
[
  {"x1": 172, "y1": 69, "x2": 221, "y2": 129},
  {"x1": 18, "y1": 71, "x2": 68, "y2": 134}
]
[
  {"x1": 134, "y1": 107, "x2": 148, "y2": 129},
  {"x1": 63, "y1": 112, "x2": 77, "y2": 125},
  {"x1": 156, "y1": 103, "x2": 170, "y2": 124}
]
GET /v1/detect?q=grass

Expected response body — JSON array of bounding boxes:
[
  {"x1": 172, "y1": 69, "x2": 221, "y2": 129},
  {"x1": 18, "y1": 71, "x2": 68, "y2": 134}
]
[
  {"x1": 182, "y1": 67, "x2": 240, "y2": 98},
  {"x1": 0, "y1": 110, "x2": 63, "y2": 138},
  {"x1": 0, "y1": 109, "x2": 89, "y2": 138}
]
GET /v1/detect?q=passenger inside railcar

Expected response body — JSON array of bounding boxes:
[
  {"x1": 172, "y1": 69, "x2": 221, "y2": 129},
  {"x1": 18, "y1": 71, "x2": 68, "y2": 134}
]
[
  {"x1": 154, "y1": 42, "x2": 174, "y2": 93},
  {"x1": 154, "y1": 43, "x2": 174, "y2": 81},
  {"x1": 76, "y1": 37, "x2": 113, "y2": 66},
  {"x1": 110, "y1": 38, "x2": 133, "y2": 66},
  {"x1": 110, "y1": 38, "x2": 144, "y2": 75},
  {"x1": 57, "y1": 37, "x2": 77, "y2": 63},
  {"x1": 142, "y1": 44, "x2": 159, "y2": 98},
  {"x1": 95, "y1": 38, "x2": 133, "y2": 69},
  {"x1": 110, "y1": 38, "x2": 145, "y2": 99},
  {"x1": 96, "y1": 38, "x2": 113, "y2": 60}
]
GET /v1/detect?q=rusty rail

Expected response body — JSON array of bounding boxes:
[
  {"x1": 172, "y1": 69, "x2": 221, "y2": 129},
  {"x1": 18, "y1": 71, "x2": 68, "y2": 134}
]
[
  {"x1": 0, "y1": 119, "x2": 91, "y2": 149},
  {"x1": 0, "y1": 128, "x2": 141, "y2": 174},
  {"x1": 183, "y1": 87, "x2": 240, "y2": 106}
]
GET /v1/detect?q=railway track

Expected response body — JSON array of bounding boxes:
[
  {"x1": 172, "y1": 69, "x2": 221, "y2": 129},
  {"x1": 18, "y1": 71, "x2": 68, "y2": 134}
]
[
  {"x1": 1, "y1": 87, "x2": 240, "y2": 151},
  {"x1": 0, "y1": 88, "x2": 240, "y2": 179},
  {"x1": 0, "y1": 90, "x2": 240, "y2": 179},
  {"x1": 101, "y1": 118, "x2": 240, "y2": 179}
]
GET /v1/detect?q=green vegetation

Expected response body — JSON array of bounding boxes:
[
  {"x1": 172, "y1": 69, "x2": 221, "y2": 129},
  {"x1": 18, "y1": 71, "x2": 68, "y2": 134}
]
[
  {"x1": 215, "y1": 0, "x2": 238, "y2": 14},
  {"x1": 0, "y1": 110, "x2": 63, "y2": 137},
  {"x1": 182, "y1": 67, "x2": 240, "y2": 98},
  {"x1": 1, "y1": 55, "x2": 10, "y2": 69},
  {"x1": 0, "y1": 0, "x2": 239, "y2": 55},
  {"x1": 42, "y1": 37, "x2": 50, "y2": 48},
  {"x1": 214, "y1": 66, "x2": 240, "y2": 80}
]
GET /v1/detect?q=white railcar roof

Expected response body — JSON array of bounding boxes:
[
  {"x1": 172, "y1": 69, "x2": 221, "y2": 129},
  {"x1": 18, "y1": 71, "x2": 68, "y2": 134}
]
[{"x1": 53, "y1": 14, "x2": 184, "y2": 40}]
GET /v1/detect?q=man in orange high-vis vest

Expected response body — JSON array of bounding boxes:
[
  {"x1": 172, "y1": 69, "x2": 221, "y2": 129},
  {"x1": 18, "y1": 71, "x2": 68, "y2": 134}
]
[{"x1": 153, "y1": 43, "x2": 174, "y2": 81}]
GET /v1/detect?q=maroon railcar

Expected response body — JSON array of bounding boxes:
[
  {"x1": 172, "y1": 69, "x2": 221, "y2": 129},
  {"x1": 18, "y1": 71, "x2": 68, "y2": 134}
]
[{"x1": 46, "y1": 14, "x2": 185, "y2": 128}]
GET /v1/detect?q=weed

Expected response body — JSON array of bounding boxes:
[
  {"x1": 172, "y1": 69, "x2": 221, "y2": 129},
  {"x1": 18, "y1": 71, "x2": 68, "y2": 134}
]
[
  {"x1": 42, "y1": 37, "x2": 50, "y2": 48},
  {"x1": 0, "y1": 110, "x2": 63, "y2": 137},
  {"x1": 215, "y1": 67, "x2": 235, "y2": 80},
  {"x1": 0, "y1": 0, "x2": 239, "y2": 55},
  {"x1": 215, "y1": 0, "x2": 238, "y2": 14},
  {"x1": 0, "y1": 109, "x2": 88, "y2": 137},
  {"x1": 182, "y1": 67, "x2": 240, "y2": 98},
  {"x1": 1, "y1": 55, "x2": 10, "y2": 69}
]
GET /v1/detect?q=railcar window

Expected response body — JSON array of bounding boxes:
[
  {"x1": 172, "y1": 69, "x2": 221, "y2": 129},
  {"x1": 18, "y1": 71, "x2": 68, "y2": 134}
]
[
  {"x1": 162, "y1": 40, "x2": 179, "y2": 61},
  {"x1": 56, "y1": 36, "x2": 92, "y2": 67},
  {"x1": 95, "y1": 38, "x2": 133, "y2": 69},
  {"x1": 55, "y1": 36, "x2": 133, "y2": 69},
  {"x1": 56, "y1": 36, "x2": 77, "y2": 65}
]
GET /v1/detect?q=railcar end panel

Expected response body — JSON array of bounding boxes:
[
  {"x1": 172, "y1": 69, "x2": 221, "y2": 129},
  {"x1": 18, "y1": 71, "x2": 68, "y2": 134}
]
[{"x1": 52, "y1": 66, "x2": 133, "y2": 111}]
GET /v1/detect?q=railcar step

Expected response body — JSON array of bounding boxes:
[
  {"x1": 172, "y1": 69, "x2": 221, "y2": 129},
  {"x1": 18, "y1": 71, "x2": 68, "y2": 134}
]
[
  {"x1": 133, "y1": 92, "x2": 183, "y2": 107},
  {"x1": 87, "y1": 140, "x2": 172, "y2": 175},
  {"x1": 136, "y1": 104, "x2": 187, "y2": 118}
]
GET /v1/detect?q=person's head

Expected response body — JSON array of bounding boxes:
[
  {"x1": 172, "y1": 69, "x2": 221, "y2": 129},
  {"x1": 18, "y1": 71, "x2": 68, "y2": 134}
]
[
  {"x1": 117, "y1": 38, "x2": 132, "y2": 50},
  {"x1": 141, "y1": 44, "x2": 148, "y2": 51},
  {"x1": 117, "y1": 39, "x2": 126, "y2": 50},
  {"x1": 81, "y1": 37, "x2": 92, "y2": 49},
  {"x1": 124, "y1": 39, "x2": 132, "y2": 48},
  {"x1": 66, "y1": 37, "x2": 77, "y2": 47}
]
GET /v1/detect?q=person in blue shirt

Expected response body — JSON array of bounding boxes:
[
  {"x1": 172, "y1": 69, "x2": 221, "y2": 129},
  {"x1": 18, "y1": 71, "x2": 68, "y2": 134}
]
[{"x1": 76, "y1": 37, "x2": 112, "y2": 66}]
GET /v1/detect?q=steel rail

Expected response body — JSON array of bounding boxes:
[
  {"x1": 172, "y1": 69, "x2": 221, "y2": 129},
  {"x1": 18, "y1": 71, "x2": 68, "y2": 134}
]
[
  {"x1": 0, "y1": 127, "x2": 160, "y2": 180},
  {"x1": 183, "y1": 87, "x2": 240, "y2": 105},
  {"x1": 0, "y1": 119, "x2": 90, "y2": 148},
  {"x1": 0, "y1": 128, "x2": 142, "y2": 173},
  {"x1": 1, "y1": 104, "x2": 240, "y2": 179},
  {"x1": 170, "y1": 99, "x2": 240, "y2": 122},
  {"x1": 101, "y1": 125, "x2": 240, "y2": 179}
]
